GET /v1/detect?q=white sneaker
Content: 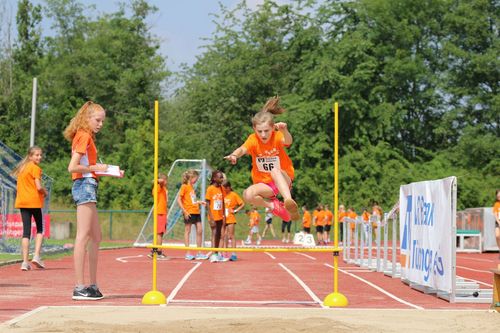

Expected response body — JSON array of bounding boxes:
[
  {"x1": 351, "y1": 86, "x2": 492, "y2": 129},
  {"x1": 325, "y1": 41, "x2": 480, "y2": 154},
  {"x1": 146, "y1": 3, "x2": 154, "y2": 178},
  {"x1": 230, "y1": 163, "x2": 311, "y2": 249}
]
[
  {"x1": 21, "y1": 262, "x2": 31, "y2": 271},
  {"x1": 32, "y1": 256, "x2": 45, "y2": 269},
  {"x1": 219, "y1": 256, "x2": 229, "y2": 262},
  {"x1": 256, "y1": 239, "x2": 261, "y2": 245},
  {"x1": 244, "y1": 240, "x2": 251, "y2": 245},
  {"x1": 209, "y1": 254, "x2": 219, "y2": 263}
]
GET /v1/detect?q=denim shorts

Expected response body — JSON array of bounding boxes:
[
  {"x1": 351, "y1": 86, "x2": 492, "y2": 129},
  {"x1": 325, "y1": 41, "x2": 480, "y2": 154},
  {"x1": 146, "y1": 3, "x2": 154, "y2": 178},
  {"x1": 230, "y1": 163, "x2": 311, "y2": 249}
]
[{"x1": 72, "y1": 177, "x2": 98, "y2": 205}]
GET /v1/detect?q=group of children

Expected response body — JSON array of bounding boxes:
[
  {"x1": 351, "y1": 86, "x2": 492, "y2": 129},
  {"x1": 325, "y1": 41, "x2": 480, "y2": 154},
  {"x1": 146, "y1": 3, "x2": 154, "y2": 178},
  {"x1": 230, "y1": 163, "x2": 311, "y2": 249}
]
[
  {"x1": 300, "y1": 202, "x2": 384, "y2": 245},
  {"x1": 10, "y1": 97, "x2": 500, "y2": 303}
]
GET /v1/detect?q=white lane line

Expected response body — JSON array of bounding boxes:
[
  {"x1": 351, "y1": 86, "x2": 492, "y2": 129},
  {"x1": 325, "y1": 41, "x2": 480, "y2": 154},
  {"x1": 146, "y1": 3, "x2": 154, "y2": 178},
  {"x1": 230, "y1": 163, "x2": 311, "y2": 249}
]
[
  {"x1": 294, "y1": 252, "x2": 316, "y2": 260},
  {"x1": 324, "y1": 263, "x2": 424, "y2": 310},
  {"x1": 169, "y1": 300, "x2": 317, "y2": 305},
  {"x1": 264, "y1": 252, "x2": 276, "y2": 259},
  {"x1": 5, "y1": 306, "x2": 48, "y2": 326},
  {"x1": 458, "y1": 256, "x2": 494, "y2": 263},
  {"x1": 456, "y1": 265, "x2": 491, "y2": 274},
  {"x1": 279, "y1": 263, "x2": 326, "y2": 308},
  {"x1": 166, "y1": 262, "x2": 202, "y2": 303},
  {"x1": 456, "y1": 275, "x2": 492, "y2": 288},
  {"x1": 116, "y1": 254, "x2": 144, "y2": 263}
]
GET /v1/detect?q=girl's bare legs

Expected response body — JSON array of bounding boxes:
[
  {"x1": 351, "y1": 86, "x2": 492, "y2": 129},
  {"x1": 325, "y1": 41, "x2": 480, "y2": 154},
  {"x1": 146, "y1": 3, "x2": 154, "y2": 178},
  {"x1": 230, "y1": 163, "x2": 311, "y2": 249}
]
[
  {"x1": 243, "y1": 183, "x2": 275, "y2": 209},
  {"x1": 88, "y1": 205, "x2": 101, "y2": 285},
  {"x1": 270, "y1": 168, "x2": 292, "y2": 200},
  {"x1": 270, "y1": 169, "x2": 300, "y2": 220},
  {"x1": 184, "y1": 223, "x2": 192, "y2": 255},
  {"x1": 195, "y1": 221, "x2": 203, "y2": 247},
  {"x1": 33, "y1": 233, "x2": 43, "y2": 258},
  {"x1": 495, "y1": 227, "x2": 500, "y2": 255},
  {"x1": 74, "y1": 203, "x2": 98, "y2": 286},
  {"x1": 21, "y1": 237, "x2": 30, "y2": 263}
]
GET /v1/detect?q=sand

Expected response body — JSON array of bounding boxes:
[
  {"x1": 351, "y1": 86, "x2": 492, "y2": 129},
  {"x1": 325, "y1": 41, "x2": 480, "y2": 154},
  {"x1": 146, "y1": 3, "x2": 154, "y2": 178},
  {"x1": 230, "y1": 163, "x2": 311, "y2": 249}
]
[{"x1": 1, "y1": 306, "x2": 498, "y2": 333}]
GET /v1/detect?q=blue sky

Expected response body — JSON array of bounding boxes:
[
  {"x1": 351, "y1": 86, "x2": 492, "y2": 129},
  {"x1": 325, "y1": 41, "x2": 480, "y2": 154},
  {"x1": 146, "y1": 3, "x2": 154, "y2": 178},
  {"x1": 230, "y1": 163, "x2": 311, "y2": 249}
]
[{"x1": 4, "y1": 0, "x2": 283, "y2": 72}]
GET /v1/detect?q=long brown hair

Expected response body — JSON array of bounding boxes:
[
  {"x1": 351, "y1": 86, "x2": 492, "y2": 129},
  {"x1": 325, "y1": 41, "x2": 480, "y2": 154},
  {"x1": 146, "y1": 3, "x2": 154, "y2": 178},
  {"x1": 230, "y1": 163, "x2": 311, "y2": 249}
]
[
  {"x1": 63, "y1": 101, "x2": 105, "y2": 141},
  {"x1": 181, "y1": 169, "x2": 199, "y2": 185},
  {"x1": 11, "y1": 146, "x2": 42, "y2": 178},
  {"x1": 252, "y1": 96, "x2": 286, "y2": 127}
]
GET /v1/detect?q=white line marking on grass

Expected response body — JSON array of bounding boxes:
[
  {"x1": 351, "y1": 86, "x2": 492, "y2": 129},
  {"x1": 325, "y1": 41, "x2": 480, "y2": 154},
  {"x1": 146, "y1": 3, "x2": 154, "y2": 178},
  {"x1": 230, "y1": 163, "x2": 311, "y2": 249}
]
[
  {"x1": 166, "y1": 262, "x2": 202, "y2": 303},
  {"x1": 279, "y1": 263, "x2": 326, "y2": 308},
  {"x1": 294, "y1": 252, "x2": 316, "y2": 260},
  {"x1": 456, "y1": 265, "x2": 492, "y2": 274},
  {"x1": 264, "y1": 252, "x2": 276, "y2": 259},
  {"x1": 324, "y1": 263, "x2": 424, "y2": 310},
  {"x1": 456, "y1": 275, "x2": 492, "y2": 288},
  {"x1": 116, "y1": 255, "x2": 143, "y2": 263}
]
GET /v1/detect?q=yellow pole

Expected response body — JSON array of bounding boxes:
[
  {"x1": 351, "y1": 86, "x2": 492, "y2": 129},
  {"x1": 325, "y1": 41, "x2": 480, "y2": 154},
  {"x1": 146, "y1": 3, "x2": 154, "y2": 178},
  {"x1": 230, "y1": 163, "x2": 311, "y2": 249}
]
[
  {"x1": 142, "y1": 100, "x2": 166, "y2": 305},
  {"x1": 323, "y1": 102, "x2": 348, "y2": 307}
]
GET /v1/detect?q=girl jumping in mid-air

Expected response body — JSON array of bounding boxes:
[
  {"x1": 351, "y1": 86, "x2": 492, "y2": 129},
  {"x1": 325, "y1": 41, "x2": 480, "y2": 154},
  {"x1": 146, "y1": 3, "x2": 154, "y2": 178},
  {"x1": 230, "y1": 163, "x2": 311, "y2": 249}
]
[{"x1": 224, "y1": 96, "x2": 299, "y2": 222}]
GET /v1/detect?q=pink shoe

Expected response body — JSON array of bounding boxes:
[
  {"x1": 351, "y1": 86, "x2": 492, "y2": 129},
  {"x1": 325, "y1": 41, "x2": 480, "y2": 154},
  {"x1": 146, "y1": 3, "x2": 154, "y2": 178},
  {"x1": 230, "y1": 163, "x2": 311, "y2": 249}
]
[{"x1": 271, "y1": 198, "x2": 291, "y2": 221}]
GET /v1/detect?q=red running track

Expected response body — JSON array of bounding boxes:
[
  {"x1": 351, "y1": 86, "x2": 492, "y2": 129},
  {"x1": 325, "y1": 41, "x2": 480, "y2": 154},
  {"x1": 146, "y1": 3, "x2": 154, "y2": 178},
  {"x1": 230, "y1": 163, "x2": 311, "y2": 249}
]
[{"x1": 0, "y1": 244, "x2": 498, "y2": 323}]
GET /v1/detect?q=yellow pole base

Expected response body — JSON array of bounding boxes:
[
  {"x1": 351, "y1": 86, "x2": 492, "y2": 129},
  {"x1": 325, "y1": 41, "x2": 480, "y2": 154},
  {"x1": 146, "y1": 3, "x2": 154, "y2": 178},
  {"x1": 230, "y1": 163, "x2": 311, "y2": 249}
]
[
  {"x1": 141, "y1": 290, "x2": 166, "y2": 305},
  {"x1": 323, "y1": 292, "x2": 349, "y2": 307}
]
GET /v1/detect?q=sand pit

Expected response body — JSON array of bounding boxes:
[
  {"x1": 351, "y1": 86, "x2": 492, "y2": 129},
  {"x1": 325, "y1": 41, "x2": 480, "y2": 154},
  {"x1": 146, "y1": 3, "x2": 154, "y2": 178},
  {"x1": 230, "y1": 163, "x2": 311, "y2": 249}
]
[{"x1": 1, "y1": 306, "x2": 498, "y2": 333}]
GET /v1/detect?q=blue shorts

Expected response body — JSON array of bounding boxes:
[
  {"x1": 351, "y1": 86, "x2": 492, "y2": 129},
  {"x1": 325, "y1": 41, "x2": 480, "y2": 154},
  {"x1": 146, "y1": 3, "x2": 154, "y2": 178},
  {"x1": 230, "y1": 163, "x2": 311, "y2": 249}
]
[{"x1": 72, "y1": 177, "x2": 98, "y2": 205}]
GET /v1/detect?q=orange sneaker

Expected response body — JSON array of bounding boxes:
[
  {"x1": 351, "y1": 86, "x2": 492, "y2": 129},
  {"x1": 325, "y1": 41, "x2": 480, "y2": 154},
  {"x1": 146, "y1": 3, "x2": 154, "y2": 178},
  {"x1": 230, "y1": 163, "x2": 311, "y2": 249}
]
[{"x1": 284, "y1": 198, "x2": 300, "y2": 221}]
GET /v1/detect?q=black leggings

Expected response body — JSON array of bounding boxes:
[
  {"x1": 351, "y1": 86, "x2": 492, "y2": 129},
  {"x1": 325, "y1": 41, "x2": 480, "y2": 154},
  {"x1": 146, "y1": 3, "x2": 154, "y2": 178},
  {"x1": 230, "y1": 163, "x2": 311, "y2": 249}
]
[
  {"x1": 281, "y1": 221, "x2": 291, "y2": 233},
  {"x1": 20, "y1": 208, "x2": 43, "y2": 238}
]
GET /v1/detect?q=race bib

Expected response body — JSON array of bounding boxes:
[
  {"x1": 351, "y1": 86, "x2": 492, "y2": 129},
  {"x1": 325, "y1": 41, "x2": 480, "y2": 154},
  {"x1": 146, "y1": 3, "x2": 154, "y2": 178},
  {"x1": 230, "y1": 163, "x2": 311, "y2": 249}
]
[
  {"x1": 190, "y1": 192, "x2": 197, "y2": 204},
  {"x1": 213, "y1": 200, "x2": 223, "y2": 211},
  {"x1": 256, "y1": 156, "x2": 280, "y2": 173}
]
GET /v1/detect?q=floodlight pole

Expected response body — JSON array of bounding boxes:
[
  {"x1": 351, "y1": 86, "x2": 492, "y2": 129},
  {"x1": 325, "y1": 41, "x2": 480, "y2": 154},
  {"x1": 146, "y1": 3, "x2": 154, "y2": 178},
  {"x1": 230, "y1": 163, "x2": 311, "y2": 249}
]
[{"x1": 29, "y1": 77, "x2": 37, "y2": 147}]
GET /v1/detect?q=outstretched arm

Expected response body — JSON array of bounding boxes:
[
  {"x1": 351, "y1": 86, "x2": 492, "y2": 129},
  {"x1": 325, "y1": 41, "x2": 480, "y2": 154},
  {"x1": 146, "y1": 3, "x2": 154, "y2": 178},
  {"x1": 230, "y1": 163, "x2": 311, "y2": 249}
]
[{"x1": 224, "y1": 145, "x2": 248, "y2": 165}]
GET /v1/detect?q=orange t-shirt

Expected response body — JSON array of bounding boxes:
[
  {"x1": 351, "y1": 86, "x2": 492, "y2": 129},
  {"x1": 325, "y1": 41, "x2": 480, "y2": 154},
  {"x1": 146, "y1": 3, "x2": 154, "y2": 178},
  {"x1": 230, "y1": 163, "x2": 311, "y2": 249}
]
[
  {"x1": 71, "y1": 130, "x2": 98, "y2": 180},
  {"x1": 362, "y1": 211, "x2": 370, "y2": 222},
  {"x1": 179, "y1": 183, "x2": 200, "y2": 215},
  {"x1": 315, "y1": 210, "x2": 326, "y2": 226},
  {"x1": 243, "y1": 131, "x2": 294, "y2": 184},
  {"x1": 15, "y1": 161, "x2": 44, "y2": 208},
  {"x1": 324, "y1": 209, "x2": 333, "y2": 226},
  {"x1": 205, "y1": 185, "x2": 225, "y2": 221},
  {"x1": 224, "y1": 191, "x2": 244, "y2": 224},
  {"x1": 493, "y1": 202, "x2": 500, "y2": 217},
  {"x1": 152, "y1": 185, "x2": 168, "y2": 215},
  {"x1": 250, "y1": 211, "x2": 261, "y2": 226},
  {"x1": 338, "y1": 211, "x2": 347, "y2": 223},
  {"x1": 302, "y1": 210, "x2": 312, "y2": 228},
  {"x1": 347, "y1": 211, "x2": 358, "y2": 230}
]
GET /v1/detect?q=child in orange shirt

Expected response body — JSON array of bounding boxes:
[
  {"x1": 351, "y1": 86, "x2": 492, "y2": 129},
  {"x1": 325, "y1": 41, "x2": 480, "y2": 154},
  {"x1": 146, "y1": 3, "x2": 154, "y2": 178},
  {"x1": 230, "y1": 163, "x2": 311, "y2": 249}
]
[
  {"x1": 244, "y1": 208, "x2": 262, "y2": 245},
  {"x1": 12, "y1": 146, "x2": 48, "y2": 271},
  {"x1": 148, "y1": 173, "x2": 168, "y2": 260},
  {"x1": 177, "y1": 169, "x2": 208, "y2": 260},
  {"x1": 323, "y1": 204, "x2": 334, "y2": 244},
  {"x1": 493, "y1": 190, "x2": 500, "y2": 257},
  {"x1": 302, "y1": 206, "x2": 311, "y2": 234},
  {"x1": 225, "y1": 96, "x2": 299, "y2": 222},
  {"x1": 313, "y1": 204, "x2": 326, "y2": 245},
  {"x1": 223, "y1": 181, "x2": 245, "y2": 261},
  {"x1": 338, "y1": 204, "x2": 348, "y2": 242},
  {"x1": 64, "y1": 101, "x2": 108, "y2": 300},
  {"x1": 205, "y1": 170, "x2": 226, "y2": 261}
]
